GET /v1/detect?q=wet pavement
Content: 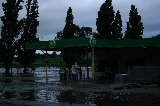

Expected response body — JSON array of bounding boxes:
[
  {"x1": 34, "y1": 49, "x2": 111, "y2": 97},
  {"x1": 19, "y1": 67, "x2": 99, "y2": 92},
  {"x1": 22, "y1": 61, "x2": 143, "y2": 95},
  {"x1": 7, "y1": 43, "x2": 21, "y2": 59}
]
[{"x1": 0, "y1": 68, "x2": 160, "y2": 106}]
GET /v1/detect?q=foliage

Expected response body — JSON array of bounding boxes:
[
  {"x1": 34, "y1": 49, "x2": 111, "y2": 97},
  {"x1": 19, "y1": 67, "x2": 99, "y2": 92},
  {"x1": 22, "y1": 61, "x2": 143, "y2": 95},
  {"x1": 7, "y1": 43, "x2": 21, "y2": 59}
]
[
  {"x1": 56, "y1": 7, "x2": 75, "y2": 71},
  {"x1": 17, "y1": 0, "x2": 39, "y2": 72},
  {"x1": 124, "y1": 5, "x2": 144, "y2": 39},
  {"x1": 112, "y1": 10, "x2": 123, "y2": 39},
  {"x1": 55, "y1": 31, "x2": 63, "y2": 40},
  {"x1": 92, "y1": 32, "x2": 99, "y2": 38},
  {"x1": 0, "y1": 0, "x2": 24, "y2": 73},
  {"x1": 76, "y1": 26, "x2": 92, "y2": 38},
  {"x1": 56, "y1": 26, "x2": 92, "y2": 40},
  {"x1": 62, "y1": 7, "x2": 75, "y2": 39},
  {"x1": 152, "y1": 34, "x2": 160, "y2": 39},
  {"x1": 96, "y1": 0, "x2": 115, "y2": 39},
  {"x1": 55, "y1": 7, "x2": 92, "y2": 74}
]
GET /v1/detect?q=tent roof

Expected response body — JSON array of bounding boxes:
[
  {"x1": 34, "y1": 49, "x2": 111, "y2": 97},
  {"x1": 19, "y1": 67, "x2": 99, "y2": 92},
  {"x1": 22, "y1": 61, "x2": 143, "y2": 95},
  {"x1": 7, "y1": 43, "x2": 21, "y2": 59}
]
[{"x1": 25, "y1": 37, "x2": 160, "y2": 50}]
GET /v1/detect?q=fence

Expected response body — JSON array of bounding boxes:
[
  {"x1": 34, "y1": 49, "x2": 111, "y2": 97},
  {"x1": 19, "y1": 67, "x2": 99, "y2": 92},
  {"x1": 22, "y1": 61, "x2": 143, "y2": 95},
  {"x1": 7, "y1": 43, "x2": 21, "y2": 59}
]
[{"x1": 127, "y1": 66, "x2": 160, "y2": 83}]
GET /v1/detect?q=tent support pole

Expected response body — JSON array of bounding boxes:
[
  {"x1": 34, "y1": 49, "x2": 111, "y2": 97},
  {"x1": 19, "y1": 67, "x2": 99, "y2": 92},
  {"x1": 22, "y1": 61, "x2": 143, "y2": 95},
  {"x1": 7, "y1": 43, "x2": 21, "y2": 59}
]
[
  {"x1": 45, "y1": 50, "x2": 48, "y2": 82},
  {"x1": 92, "y1": 47, "x2": 95, "y2": 80}
]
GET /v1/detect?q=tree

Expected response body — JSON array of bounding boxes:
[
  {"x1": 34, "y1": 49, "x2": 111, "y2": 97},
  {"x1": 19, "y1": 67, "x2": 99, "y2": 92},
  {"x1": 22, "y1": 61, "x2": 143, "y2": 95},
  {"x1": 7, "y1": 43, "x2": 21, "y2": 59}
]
[
  {"x1": 55, "y1": 7, "x2": 93, "y2": 79},
  {"x1": 124, "y1": 5, "x2": 144, "y2": 39},
  {"x1": 56, "y1": 25, "x2": 93, "y2": 40},
  {"x1": 78, "y1": 27, "x2": 92, "y2": 38},
  {"x1": 96, "y1": 0, "x2": 115, "y2": 39},
  {"x1": 62, "y1": 7, "x2": 75, "y2": 39},
  {"x1": 1, "y1": 0, "x2": 24, "y2": 73},
  {"x1": 17, "y1": 0, "x2": 39, "y2": 72},
  {"x1": 112, "y1": 10, "x2": 123, "y2": 39},
  {"x1": 57, "y1": 7, "x2": 76, "y2": 77},
  {"x1": 56, "y1": 25, "x2": 92, "y2": 68}
]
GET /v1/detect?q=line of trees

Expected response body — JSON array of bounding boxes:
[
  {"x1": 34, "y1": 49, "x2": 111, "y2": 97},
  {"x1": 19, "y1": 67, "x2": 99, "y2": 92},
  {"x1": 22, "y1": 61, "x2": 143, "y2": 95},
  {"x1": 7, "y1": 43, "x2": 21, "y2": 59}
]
[
  {"x1": 0, "y1": 0, "x2": 39, "y2": 74},
  {"x1": 96, "y1": 0, "x2": 144, "y2": 39},
  {"x1": 56, "y1": 0, "x2": 144, "y2": 41},
  {"x1": 55, "y1": 0, "x2": 144, "y2": 73},
  {"x1": 0, "y1": 0, "x2": 148, "y2": 74}
]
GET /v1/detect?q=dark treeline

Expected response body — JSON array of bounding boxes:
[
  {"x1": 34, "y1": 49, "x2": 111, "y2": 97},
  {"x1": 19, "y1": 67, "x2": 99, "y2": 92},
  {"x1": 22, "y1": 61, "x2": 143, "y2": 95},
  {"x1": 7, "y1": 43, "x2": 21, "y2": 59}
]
[
  {"x1": 0, "y1": 0, "x2": 39, "y2": 74},
  {"x1": 0, "y1": 0, "x2": 159, "y2": 74},
  {"x1": 55, "y1": 0, "x2": 145, "y2": 73}
]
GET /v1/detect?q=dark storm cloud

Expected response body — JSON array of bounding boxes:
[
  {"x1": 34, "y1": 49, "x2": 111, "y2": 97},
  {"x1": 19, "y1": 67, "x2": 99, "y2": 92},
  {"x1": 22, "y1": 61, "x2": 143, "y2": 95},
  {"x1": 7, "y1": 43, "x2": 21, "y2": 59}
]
[
  {"x1": 112, "y1": 0, "x2": 160, "y2": 37},
  {"x1": 0, "y1": 0, "x2": 160, "y2": 40},
  {"x1": 36, "y1": 0, "x2": 106, "y2": 40},
  {"x1": 37, "y1": 0, "x2": 160, "y2": 40},
  {"x1": 37, "y1": 0, "x2": 69, "y2": 40},
  {"x1": 140, "y1": 2, "x2": 160, "y2": 37}
]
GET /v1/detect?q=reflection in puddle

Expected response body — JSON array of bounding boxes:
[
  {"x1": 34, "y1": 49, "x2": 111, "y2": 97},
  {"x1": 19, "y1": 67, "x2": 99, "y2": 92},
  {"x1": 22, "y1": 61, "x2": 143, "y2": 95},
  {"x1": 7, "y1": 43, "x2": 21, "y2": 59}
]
[
  {"x1": 57, "y1": 91, "x2": 96, "y2": 105},
  {"x1": 1, "y1": 91, "x2": 16, "y2": 99},
  {"x1": 36, "y1": 90, "x2": 58, "y2": 103},
  {"x1": 18, "y1": 90, "x2": 36, "y2": 101}
]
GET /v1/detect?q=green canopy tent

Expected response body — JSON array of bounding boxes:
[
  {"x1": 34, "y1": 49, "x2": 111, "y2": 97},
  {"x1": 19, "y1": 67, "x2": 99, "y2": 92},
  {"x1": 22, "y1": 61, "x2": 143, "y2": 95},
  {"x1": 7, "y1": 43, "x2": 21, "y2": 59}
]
[
  {"x1": 25, "y1": 37, "x2": 160, "y2": 81},
  {"x1": 26, "y1": 37, "x2": 91, "y2": 50},
  {"x1": 26, "y1": 38, "x2": 160, "y2": 50}
]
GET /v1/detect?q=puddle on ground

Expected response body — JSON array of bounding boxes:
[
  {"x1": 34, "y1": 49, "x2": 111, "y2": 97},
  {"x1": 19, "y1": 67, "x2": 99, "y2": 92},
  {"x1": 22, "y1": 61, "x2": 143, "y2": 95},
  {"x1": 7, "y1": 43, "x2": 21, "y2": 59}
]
[{"x1": 0, "y1": 68, "x2": 160, "y2": 106}]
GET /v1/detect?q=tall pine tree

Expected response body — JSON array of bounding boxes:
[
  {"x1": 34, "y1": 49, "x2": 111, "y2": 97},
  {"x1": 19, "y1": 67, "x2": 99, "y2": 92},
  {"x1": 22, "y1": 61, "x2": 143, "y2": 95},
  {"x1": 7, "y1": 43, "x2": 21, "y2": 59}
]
[
  {"x1": 60, "y1": 7, "x2": 76, "y2": 78},
  {"x1": 124, "y1": 5, "x2": 144, "y2": 39},
  {"x1": 57, "y1": 7, "x2": 92, "y2": 78},
  {"x1": 17, "y1": 0, "x2": 39, "y2": 72},
  {"x1": 62, "y1": 7, "x2": 75, "y2": 39},
  {"x1": 112, "y1": 10, "x2": 122, "y2": 39},
  {"x1": 96, "y1": 0, "x2": 115, "y2": 39},
  {"x1": 1, "y1": 0, "x2": 24, "y2": 73}
]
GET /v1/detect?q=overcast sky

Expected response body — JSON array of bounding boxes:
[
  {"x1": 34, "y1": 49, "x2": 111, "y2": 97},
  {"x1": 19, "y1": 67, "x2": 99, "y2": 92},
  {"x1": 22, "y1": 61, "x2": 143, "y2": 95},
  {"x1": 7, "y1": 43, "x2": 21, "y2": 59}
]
[{"x1": 0, "y1": 0, "x2": 160, "y2": 41}]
